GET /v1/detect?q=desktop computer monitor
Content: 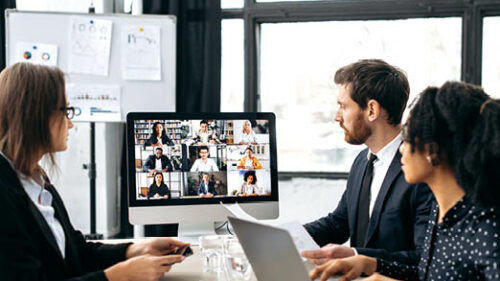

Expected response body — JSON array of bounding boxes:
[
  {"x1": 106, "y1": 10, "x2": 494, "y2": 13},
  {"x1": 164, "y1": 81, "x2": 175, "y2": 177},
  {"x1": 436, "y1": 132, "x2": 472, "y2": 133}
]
[{"x1": 126, "y1": 112, "x2": 279, "y2": 237}]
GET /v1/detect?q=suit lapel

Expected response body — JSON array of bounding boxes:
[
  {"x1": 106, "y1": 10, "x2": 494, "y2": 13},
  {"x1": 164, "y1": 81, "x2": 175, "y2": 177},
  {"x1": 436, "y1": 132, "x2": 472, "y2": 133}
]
[
  {"x1": 348, "y1": 150, "x2": 369, "y2": 241},
  {"x1": 364, "y1": 151, "x2": 402, "y2": 246}
]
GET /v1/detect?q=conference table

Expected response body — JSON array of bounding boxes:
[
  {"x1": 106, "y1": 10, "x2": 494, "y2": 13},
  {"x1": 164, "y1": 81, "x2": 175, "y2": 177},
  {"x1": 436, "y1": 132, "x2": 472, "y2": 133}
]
[{"x1": 103, "y1": 239, "x2": 359, "y2": 281}]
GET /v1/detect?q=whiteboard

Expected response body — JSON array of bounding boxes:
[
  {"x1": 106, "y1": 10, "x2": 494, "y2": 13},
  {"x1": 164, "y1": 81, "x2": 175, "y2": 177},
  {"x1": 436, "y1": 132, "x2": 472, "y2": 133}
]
[{"x1": 5, "y1": 9, "x2": 176, "y2": 121}]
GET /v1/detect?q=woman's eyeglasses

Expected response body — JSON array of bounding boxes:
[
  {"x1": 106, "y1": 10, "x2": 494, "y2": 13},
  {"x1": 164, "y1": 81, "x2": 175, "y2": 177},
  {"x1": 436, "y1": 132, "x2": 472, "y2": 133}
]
[{"x1": 60, "y1": 106, "x2": 78, "y2": 120}]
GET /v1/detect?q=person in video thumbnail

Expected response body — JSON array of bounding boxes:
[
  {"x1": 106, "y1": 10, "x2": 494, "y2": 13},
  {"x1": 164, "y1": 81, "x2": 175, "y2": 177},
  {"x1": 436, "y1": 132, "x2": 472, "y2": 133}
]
[
  {"x1": 197, "y1": 173, "x2": 217, "y2": 198},
  {"x1": 190, "y1": 146, "x2": 219, "y2": 172},
  {"x1": 193, "y1": 120, "x2": 217, "y2": 145},
  {"x1": 237, "y1": 120, "x2": 258, "y2": 145},
  {"x1": 237, "y1": 147, "x2": 262, "y2": 170},
  {"x1": 238, "y1": 171, "x2": 260, "y2": 196},
  {"x1": 144, "y1": 147, "x2": 173, "y2": 173},
  {"x1": 144, "y1": 121, "x2": 174, "y2": 147},
  {"x1": 148, "y1": 171, "x2": 170, "y2": 199}
]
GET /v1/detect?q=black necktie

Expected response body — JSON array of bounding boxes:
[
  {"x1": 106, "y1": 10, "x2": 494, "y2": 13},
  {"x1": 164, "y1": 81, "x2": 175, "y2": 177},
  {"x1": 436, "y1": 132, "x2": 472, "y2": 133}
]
[{"x1": 355, "y1": 153, "x2": 377, "y2": 247}]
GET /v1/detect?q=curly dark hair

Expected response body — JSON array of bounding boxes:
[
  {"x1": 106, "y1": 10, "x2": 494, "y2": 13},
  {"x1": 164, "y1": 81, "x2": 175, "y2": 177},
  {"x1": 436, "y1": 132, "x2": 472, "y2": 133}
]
[
  {"x1": 405, "y1": 81, "x2": 500, "y2": 208},
  {"x1": 334, "y1": 59, "x2": 409, "y2": 126},
  {"x1": 243, "y1": 171, "x2": 257, "y2": 184}
]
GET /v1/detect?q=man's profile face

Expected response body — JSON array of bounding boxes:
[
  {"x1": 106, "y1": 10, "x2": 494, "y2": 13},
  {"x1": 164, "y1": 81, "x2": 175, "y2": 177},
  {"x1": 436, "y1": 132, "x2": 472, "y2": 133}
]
[
  {"x1": 200, "y1": 123, "x2": 207, "y2": 132},
  {"x1": 155, "y1": 149, "x2": 163, "y2": 158},
  {"x1": 199, "y1": 149, "x2": 208, "y2": 159},
  {"x1": 334, "y1": 84, "x2": 371, "y2": 145}
]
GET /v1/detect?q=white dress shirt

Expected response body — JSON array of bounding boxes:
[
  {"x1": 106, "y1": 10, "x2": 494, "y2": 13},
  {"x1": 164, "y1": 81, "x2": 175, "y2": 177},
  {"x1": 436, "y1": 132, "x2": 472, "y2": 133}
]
[
  {"x1": 367, "y1": 133, "x2": 402, "y2": 217},
  {"x1": 190, "y1": 158, "x2": 219, "y2": 172},
  {"x1": 155, "y1": 158, "x2": 162, "y2": 171}
]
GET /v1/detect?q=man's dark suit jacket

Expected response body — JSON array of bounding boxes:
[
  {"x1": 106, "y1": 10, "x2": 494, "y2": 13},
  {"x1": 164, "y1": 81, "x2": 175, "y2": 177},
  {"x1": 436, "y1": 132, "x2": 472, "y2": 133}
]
[
  {"x1": 0, "y1": 155, "x2": 131, "y2": 280},
  {"x1": 144, "y1": 154, "x2": 173, "y2": 171},
  {"x1": 197, "y1": 182, "x2": 217, "y2": 196},
  {"x1": 305, "y1": 148, "x2": 434, "y2": 264}
]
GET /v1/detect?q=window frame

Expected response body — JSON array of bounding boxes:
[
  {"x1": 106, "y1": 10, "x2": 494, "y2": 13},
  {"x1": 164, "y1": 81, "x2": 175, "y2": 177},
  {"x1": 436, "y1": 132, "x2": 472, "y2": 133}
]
[{"x1": 221, "y1": 0, "x2": 500, "y2": 179}]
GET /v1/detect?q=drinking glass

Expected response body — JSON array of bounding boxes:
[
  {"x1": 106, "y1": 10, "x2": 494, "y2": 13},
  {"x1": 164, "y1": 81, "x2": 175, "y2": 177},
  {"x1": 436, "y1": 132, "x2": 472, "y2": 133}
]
[
  {"x1": 199, "y1": 235, "x2": 224, "y2": 273},
  {"x1": 223, "y1": 236, "x2": 253, "y2": 280}
]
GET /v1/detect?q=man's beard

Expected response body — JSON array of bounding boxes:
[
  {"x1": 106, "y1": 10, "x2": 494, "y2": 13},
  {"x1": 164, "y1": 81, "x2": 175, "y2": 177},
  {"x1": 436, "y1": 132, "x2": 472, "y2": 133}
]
[{"x1": 340, "y1": 114, "x2": 371, "y2": 145}]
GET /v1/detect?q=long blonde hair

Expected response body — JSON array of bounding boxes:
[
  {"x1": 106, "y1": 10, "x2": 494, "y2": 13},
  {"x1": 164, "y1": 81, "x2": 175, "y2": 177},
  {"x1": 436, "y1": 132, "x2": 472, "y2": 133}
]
[{"x1": 0, "y1": 63, "x2": 66, "y2": 177}]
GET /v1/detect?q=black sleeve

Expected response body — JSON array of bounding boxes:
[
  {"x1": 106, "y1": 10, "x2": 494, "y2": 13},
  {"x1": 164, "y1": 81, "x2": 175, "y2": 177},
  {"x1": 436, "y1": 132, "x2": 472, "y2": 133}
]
[
  {"x1": 304, "y1": 189, "x2": 351, "y2": 246},
  {"x1": 162, "y1": 156, "x2": 173, "y2": 171},
  {"x1": 147, "y1": 184, "x2": 156, "y2": 199},
  {"x1": 162, "y1": 135, "x2": 174, "y2": 146},
  {"x1": 210, "y1": 184, "x2": 217, "y2": 196},
  {"x1": 144, "y1": 136, "x2": 155, "y2": 147},
  {"x1": 144, "y1": 156, "x2": 154, "y2": 170},
  {"x1": 376, "y1": 258, "x2": 419, "y2": 281}
]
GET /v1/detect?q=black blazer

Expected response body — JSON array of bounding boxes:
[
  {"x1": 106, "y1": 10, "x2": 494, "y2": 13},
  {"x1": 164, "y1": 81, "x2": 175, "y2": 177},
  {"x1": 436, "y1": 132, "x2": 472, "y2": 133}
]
[
  {"x1": 0, "y1": 155, "x2": 131, "y2": 281},
  {"x1": 305, "y1": 148, "x2": 434, "y2": 264},
  {"x1": 144, "y1": 154, "x2": 173, "y2": 171},
  {"x1": 144, "y1": 134, "x2": 174, "y2": 147},
  {"x1": 147, "y1": 183, "x2": 171, "y2": 199},
  {"x1": 197, "y1": 182, "x2": 217, "y2": 196}
]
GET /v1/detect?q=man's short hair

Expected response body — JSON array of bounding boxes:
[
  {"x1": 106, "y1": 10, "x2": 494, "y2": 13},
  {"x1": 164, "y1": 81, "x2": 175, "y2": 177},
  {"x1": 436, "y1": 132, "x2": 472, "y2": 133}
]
[
  {"x1": 334, "y1": 59, "x2": 409, "y2": 125},
  {"x1": 199, "y1": 146, "x2": 209, "y2": 152},
  {"x1": 155, "y1": 147, "x2": 163, "y2": 152}
]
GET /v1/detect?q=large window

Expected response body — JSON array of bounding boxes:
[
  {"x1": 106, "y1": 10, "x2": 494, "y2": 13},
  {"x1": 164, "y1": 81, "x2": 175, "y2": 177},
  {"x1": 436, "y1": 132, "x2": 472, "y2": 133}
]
[
  {"x1": 260, "y1": 18, "x2": 461, "y2": 172},
  {"x1": 221, "y1": 19, "x2": 245, "y2": 112},
  {"x1": 482, "y1": 16, "x2": 500, "y2": 98}
]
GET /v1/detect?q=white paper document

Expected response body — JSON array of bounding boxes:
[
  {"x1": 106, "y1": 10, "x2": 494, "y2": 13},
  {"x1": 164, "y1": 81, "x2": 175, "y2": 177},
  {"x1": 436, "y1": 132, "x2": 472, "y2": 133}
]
[
  {"x1": 66, "y1": 83, "x2": 121, "y2": 122},
  {"x1": 121, "y1": 24, "x2": 162, "y2": 80},
  {"x1": 222, "y1": 203, "x2": 319, "y2": 254},
  {"x1": 15, "y1": 42, "x2": 58, "y2": 66},
  {"x1": 68, "y1": 17, "x2": 112, "y2": 76}
]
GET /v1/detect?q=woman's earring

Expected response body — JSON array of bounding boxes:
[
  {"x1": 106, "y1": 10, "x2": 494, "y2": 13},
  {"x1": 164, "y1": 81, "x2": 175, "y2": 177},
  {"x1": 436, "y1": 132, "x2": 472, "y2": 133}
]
[{"x1": 426, "y1": 155, "x2": 432, "y2": 164}]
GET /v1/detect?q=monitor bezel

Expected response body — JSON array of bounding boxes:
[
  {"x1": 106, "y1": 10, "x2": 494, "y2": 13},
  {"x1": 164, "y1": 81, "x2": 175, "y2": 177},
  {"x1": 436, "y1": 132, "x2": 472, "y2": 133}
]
[{"x1": 126, "y1": 112, "x2": 279, "y2": 207}]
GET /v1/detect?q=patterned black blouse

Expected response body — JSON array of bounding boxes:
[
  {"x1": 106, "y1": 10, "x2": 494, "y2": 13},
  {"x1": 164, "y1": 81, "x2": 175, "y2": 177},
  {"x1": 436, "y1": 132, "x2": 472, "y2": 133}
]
[{"x1": 377, "y1": 197, "x2": 500, "y2": 281}]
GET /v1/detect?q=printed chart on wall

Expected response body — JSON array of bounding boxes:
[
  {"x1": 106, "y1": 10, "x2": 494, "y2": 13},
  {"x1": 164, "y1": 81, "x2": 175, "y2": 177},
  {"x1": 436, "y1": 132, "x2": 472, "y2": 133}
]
[
  {"x1": 68, "y1": 17, "x2": 112, "y2": 76},
  {"x1": 14, "y1": 42, "x2": 58, "y2": 66},
  {"x1": 66, "y1": 83, "x2": 121, "y2": 122},
  {"x1": 121, "y1": 24, "x2": 162, "y2": 80}
]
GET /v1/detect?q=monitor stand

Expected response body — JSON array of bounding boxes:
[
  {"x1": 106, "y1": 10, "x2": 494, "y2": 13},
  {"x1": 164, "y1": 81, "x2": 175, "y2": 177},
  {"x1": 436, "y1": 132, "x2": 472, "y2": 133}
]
[{"x1": 178, "y1": 222, "x2": 217, "y2": 245}]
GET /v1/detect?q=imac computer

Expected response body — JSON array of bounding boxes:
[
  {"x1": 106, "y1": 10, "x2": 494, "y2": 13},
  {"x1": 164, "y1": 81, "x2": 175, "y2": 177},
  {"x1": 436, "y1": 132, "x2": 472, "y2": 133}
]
[{"x1": 126, "y1": 112, "x2": 279, "y2": 240}]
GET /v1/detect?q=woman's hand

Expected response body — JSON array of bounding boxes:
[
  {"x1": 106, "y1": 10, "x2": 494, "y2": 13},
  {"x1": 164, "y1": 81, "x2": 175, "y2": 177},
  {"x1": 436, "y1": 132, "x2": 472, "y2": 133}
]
[
  {"x1": 105, "y1": 254, "x2": 185, "y2": 281},
  {"x1": 309, "y1": 255, "x2": 377, "y2": 281},
  {"x1": 126, "y1": 237, "x2": 190, "y2": 258}
]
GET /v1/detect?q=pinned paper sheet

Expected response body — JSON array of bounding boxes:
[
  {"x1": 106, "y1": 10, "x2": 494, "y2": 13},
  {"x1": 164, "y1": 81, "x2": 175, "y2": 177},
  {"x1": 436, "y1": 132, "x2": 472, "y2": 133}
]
[
  {"x1": 68, "y1": 17, "x2": 112, "y2": 76},
  {"x1": 15, "y1": 42, "x2": 58, "y2": 66},
  {"x1": 222, "y1": 202, "x2": 319, "y2": 254},
  {"x1": 121, "y1": 24, "x2": 161, "y2": 80},
  {"x1": 66, "y1": 84, "x2": 121, "y2": 122}
]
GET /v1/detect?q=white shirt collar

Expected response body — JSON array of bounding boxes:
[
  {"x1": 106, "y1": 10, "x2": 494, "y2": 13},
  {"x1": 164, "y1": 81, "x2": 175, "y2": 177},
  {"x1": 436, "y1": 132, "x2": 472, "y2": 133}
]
[{"x1": 368, "y1": 132, "x2": 402, "y2": 165}]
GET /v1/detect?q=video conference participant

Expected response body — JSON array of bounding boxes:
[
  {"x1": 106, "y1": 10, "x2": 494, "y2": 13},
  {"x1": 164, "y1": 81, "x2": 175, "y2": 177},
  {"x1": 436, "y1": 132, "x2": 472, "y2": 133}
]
[
  {"x1": 193, "y1": 120, "x2": 217, "y2": 145},
  {"x1": 190, "y1": 146, "x2": 219, "y2": 172},
  {"x1": 148, "y1": 172, "x2": 170, "y2": 199},
  {"x1": 0, "y1": 63, "x2": 187, "y2": 281},
  {"x1": 197, "y1": 173, "x2": 216, "y2": 198},
  {"x1": 237, "y1": 120, "x2": 258, "y2": 144},
  {"x1": 302, "y1": 60, "x2": 434, "y2": 265},
  {"x1": 310, "y1": 83, "x2": 500, "y2": 281},
  {"x1": 144, "y1": 147, "x2": 173, "y2": 173},
  {"x1": 144, "y1": 121, "x2": 175, "y2": 147},
  {"x1": 237, "y1": 147, "x2": 262, "y2": 170},
  {"x1": 238, "y1": 171, "x2": 260, "y2": 196}
]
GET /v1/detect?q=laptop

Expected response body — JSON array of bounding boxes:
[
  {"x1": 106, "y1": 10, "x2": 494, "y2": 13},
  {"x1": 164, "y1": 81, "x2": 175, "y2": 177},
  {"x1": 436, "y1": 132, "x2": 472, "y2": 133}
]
[{"x1": 228, "y1": 216, "x2": 338, "y2": 281}]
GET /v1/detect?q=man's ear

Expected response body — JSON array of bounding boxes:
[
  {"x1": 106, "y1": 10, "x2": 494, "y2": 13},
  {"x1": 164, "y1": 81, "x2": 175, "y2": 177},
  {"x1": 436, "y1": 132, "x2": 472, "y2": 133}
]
[{"x1": 366, "y1": 99, "x2": 381, "y2": 122}]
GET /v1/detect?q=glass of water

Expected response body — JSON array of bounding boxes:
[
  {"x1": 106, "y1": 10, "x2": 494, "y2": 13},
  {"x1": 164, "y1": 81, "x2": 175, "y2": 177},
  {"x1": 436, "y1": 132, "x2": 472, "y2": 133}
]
[
  {"x1": 199, "y1": 235, "x2": 224, "y2": 273},
  {"x1": 223, "y1": 236, "x2": 253, "y2": 280}
]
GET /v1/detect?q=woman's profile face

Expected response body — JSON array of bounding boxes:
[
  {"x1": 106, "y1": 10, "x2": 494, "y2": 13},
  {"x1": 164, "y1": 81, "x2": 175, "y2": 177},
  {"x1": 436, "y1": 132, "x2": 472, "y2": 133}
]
[
  {"x1": 399, "y1": 141, "x2": 434, "y2": 184},
  {"x1": 49, "y1": 104, "x2": 74, "y2": 153}
]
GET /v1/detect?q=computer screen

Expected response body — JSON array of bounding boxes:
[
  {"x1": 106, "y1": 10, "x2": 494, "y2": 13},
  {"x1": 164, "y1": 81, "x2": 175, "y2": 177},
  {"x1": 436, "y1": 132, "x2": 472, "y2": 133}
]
[{"x1": 127, "y1": 113, "x2": 279, "y2": 225}]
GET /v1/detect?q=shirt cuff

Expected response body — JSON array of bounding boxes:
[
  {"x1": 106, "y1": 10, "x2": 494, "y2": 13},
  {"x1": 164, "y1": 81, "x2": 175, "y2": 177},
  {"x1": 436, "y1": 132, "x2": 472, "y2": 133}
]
[{"x1": 352, "y1": 247, "x2": 358, "y2": 256}]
